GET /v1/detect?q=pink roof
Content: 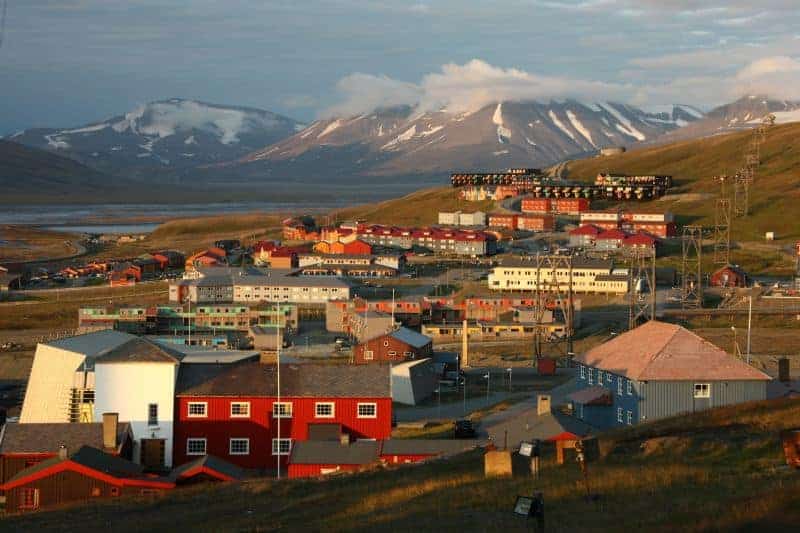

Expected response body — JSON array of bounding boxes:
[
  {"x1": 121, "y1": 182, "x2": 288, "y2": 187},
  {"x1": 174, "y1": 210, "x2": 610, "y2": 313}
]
[
  {"x1": 574, "y1": 321, "x2": 771, "y2": 381},
  {"x1": 570, "y1": 224, "x2": 601, "y2": 236}
]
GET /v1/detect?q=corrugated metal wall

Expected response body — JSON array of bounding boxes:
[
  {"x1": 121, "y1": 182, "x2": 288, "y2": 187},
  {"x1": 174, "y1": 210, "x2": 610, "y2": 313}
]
[{"x1": 639, "y1": 380, "x2": 767, "y2": 422}]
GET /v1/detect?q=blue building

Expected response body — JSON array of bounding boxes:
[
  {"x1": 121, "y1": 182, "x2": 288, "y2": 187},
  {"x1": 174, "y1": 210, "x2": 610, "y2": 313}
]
[{"x1": 570, "y1": 321, "x2": 771, "y2": 430}]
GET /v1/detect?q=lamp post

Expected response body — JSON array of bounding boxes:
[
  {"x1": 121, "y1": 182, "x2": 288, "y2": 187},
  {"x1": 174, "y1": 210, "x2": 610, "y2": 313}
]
[
  {"x1": 461, "y1": 374, "x2": 467, "y2": 416},
  {"x1": 484, "y1": 372, "x2": 491, "y2": 406},
  {"x1": 435, "y1": 387, "x2": 441, "y2": 420},
  {"x1": 506, "y1": 368, "x2": 513, "y2": 391}
]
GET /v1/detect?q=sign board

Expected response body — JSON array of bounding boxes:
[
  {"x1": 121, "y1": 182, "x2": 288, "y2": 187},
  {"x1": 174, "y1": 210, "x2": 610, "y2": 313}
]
[
  {"x1": 519, "y1": 442, "x2": 533, "y2": 457},
  {"x1": 514, "y1": 496, "x2": 534, "y2": 517}
]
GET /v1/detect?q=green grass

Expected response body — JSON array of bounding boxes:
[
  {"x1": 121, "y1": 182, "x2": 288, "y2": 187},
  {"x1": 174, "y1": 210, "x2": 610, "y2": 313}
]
[
  {"x1": 567, "y1": 122, "x2": 800, "y2": 244},
  {"x1": 4, "y1": 398, "x2": 799, "y2": 531}
]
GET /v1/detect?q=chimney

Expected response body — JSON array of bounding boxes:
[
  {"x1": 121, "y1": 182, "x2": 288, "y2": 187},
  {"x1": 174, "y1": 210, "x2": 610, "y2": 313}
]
[
  {"x1": 103, "y1": 412, "x2": 119, "y2": 450},
  {"x1": 537, "y1": 395, "x2": 551, "y2": 416},
  {"x1": 461, "y1": 319, "x2": 469, "y2": 368},
  {"x1": 339, "y1": 433, "x2": 350, "y2": 446},
  {"x1": 58, "y1": 444, "x2": 68, "y2": 460}
]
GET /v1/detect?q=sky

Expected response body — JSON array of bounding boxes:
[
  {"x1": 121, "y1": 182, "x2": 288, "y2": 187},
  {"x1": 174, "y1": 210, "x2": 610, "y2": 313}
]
[{"x1": 2, "y1": 0, "x2": 800, "y2": 135}]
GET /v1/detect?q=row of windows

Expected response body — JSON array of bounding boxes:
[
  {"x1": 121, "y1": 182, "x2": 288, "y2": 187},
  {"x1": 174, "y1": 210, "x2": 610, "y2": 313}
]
[
  {"x1": 363, "y1": 350, "x2": 413, "y2": 360},
  {"x1": 580, "y1": 366, "x2": 633, "y2": 395},
  {"x1": 187, "y1": 437, "x2": 292, "y2": 456},
  {"x1": 186, "y1": 401, "x2": 378, "y2": 419},
  {"x1": 617, "y1": 408, "x2": 633, "y2": 425},
  {"x1": 580, "y1": 366, "x2": 713, "y2": 400}
]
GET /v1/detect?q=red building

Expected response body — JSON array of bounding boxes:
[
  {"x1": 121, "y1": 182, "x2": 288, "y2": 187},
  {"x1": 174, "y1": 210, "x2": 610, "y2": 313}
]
[
  {"x1": 330, "y1": 239, "x2": 372, "y2": 255},
  {"x1": 517, "y1": 214, "x2": 555, "y2": 232},
  {"x1": 173, "y1": 362, "x2": 392, "y2": 470},
  {"x1": 521, "y1": 198, "x2": 552, "y2": 214},
  {"x1": 1, "y1": 446, "x2": 174, "y2": 512},
  {"x1": 710, "y1": 265, "x2": 749, "y2": 288},
  {"x1": 487, "y1": 213, "x2": 519, "y2": 230},
  {"x1": 0, "y1": 416, "x2": 133, "y2": 485},
  {"x1": 353, "y1": 327, "x2": 433, "y2": 364},
  {"x1": 554, "y1": 198, "x2": 590, "y2": 215}
]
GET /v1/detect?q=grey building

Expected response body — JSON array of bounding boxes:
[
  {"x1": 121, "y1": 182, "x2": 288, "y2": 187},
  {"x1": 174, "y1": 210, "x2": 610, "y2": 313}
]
[{"x1": 571, "y1": 321, "x2": 771, "y2": 429}]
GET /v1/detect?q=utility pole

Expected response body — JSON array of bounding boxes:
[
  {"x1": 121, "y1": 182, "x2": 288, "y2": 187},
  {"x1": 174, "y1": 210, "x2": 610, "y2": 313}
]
[
  {"x1": 713, "y1": 175, "x2": 732, "y2": 265},
  {"x1": 276, "y1": 318, "x2": 282, "y2": 480},
  {"x1": 681, "y1": 226, "x2": 703, "y2": 309},
  {"x1": 532, "y1": 254, "x2": 574, "y2": 363},
  {"x1": 628, "y1": 247, "x2": 656, "y2": 330}
]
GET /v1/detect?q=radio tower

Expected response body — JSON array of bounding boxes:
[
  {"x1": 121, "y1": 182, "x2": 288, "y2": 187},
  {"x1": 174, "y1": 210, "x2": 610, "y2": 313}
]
[
  {"x1": 734, "y1": 114, "x2": 775, "y2": 217},
  {"x1": 712, "y1": 175, "x2": 732, "y2": 265},
  {"x1": 628, "y1": 247, "x2": 656, "y2": 330},
  {"x1": 532, "y1": 254, "x2": 574, "y2": 363}
]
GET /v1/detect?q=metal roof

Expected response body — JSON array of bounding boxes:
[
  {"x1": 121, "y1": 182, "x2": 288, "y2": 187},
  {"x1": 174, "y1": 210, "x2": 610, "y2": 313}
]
[
  {"x1": 388, "y1": 327, "x2": 432, "y2": 348},
  {"x1": 380, "y1": 439, "x2": 479, "y2": 456},
  {"x1": 94, "y1": 337, "x2": 181, "y2": 364},
  {"x1": 45, "y1": 330, "x2": 137, "y2": 358},
  {"x1": 0, "y1": 422, "x2": 131, "y2": 454},
  {"x1": 289, "y1": 441, "x2": 379, "y2": 465},
  {"x1": 176, "y1": 361, "x2": 391, "y2": 397},
  {"x1": 574, "y1": 321, "x2": 772, "y2": 381}
]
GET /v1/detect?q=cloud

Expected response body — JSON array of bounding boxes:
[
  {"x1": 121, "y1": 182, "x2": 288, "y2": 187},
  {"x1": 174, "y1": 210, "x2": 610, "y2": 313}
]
[
  {"x1": 323, "y1": 73, "x2": 422, "y2": 117},
  {"x1": 323, "y1": 59, "x2": 639, "y2": 117},
  {"x1": 733, "y1": 56, "x2": 800, "y2": 99}
]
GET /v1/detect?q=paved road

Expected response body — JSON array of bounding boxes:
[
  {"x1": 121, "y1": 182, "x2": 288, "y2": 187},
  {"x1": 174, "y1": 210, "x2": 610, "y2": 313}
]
[{"x1": 394, "y1": 390, "x2": 524, "y2": 423}]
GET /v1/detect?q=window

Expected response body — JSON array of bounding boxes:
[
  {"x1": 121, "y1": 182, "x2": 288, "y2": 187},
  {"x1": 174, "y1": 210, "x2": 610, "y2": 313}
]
[
  {"x1": 607, "y1": 373, "x2": 613, "y2": 384},
  {"x1": 388, "y1": 350, "x2": 397, "y2": 357},
  {"x1": 587, "y1": 368, "x2": 593, "y2": 385},
  {"x1": 229, "y1": 438, "x2": 250, "y2": 455},
  {"x1": 580, "y1": 365, "x2": 585, "y2": 379},
  {"x1": 20, "y1": 488, "x2": 39, "y2": 510},
  {"x1": 315, "y1": 402, "x2": 334, "y2": 418},
  {"x1": 148, "y1": 403, "x2": 158, "y2": 426},
  {"x1": 110, "y1": 487, "x2": 120, "y2": 497},
  {"x1": 626, "y1": 411, "x2": 633, "y2": 425},
  {"x1": 383, "y1": 340, "x2": 390, "y2": 347},
  {"x1": 693, "y1": 383, "x2": 711, "y2": 398},
  {"x1": 187, "y1": 402, "x2": 207, "y2": 417},
  {"x1": 273, "y1": 402, "x2": 293, "y2": 418},
  {"x1": 357, "y1": 403, "x2": 377, "y2": 418},
  {"x1": 230, "y1": 402, "x2": 250, "y2": 418},
  {"x1": 187, "y1": 438, "x2": 207, "y2": 456},
  {"x1": 626, "y1": 380, "x2": 633, "y2": 396},
  {"x1": 91, "y1": 487, "x2": 102, "y2": 497},
  {"x1": 272, "y1": 438, "x2": 292, "y2": 455},
  {"x1": 617, "y1": 407, "x2": 623, "y2": 423},
  {"x1": 364, "y1": 350, "x2": 374, "y2": 361},
  {"x1": 597, "y1": 370, "x2": 604, "y2": 386},
  {"x1": 617, "y1": 376, "x2": 623, "y2": 396}
]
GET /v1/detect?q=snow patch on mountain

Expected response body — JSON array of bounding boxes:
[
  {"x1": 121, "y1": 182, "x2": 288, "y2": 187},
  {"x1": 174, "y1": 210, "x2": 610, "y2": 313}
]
[
  {"x1": 420, "y1": 125, "x2": 444, "y2": 137},
  {"x1": 598, "y1": 102, "x2": 646, "y2": 141},
  {"x1": 382, "y1": 125, "x2": 417, "y2": 150},
  {"x1": 318, "y1": 120, "x2": 343, "y2": 139},
  {"x1": 675, "y1": 104, "x2": 704, "y2": 119},
  {"x1": 45, "y1": 134, "x2": 70, "y2": 150},
  {"x1": 548, "y1": 110, "x2": 576, "y2": 142},
  {"x1": 566, "y1": 110, "x2": 595, "y2": 147},
  {"x1": 492, "y1": 103, "x2": 512, "y2": 143},
  {"x1": 184, "y1": 135, "x2": 196, "y2": 145}
]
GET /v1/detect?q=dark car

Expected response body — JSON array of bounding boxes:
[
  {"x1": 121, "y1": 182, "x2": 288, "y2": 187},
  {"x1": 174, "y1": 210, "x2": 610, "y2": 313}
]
[{"x1": 454, "y1": 419, "x2": 476, "y2": 439}]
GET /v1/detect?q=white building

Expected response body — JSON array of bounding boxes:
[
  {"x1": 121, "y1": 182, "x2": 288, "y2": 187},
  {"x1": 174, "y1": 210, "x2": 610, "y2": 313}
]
[
  {"x1": 93, "y1": 338, "x2": 180, "y2": 468},
  {"x1": 19, "y1": 330, "x2": 256, "y2": 469},
  {"x1": 487, "y1": 257, "x2": 629, "y2": 295},
  {"x1": 438, "y1": 211, "x2": 486, "y2": 227}
]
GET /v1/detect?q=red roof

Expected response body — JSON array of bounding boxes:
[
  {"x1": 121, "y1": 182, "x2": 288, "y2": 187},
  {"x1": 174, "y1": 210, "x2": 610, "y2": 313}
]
[
  {"x1": 623, "y1": 232, "x2": 657, "y2": 246},
  {"x1": 596, "y1": 229, "x2": 627, "y2": 241},
  {"x1": 570, "y1": 224, "x2": 602, "y2": 236}
]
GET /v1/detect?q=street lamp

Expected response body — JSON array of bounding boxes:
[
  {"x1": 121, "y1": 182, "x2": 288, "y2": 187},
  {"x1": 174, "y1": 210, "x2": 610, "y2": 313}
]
[
  {"x1": 435, "y1": 387, "x2": 441, "y2": 420},
  {"x1": 484, "y1": 372, "x2": 491, "y2": 406},
  {"x1": 461, "y1": 374, "x2": 467, "y2": 416},
  {"x1": 506, "y1": 368, "x2": 513, "y2": 391}
]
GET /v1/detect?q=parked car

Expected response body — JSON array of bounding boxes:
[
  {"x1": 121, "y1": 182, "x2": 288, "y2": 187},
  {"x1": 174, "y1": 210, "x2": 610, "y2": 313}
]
[{"x1": 454, "y1": 419, "x2": 476, "y2": 439}]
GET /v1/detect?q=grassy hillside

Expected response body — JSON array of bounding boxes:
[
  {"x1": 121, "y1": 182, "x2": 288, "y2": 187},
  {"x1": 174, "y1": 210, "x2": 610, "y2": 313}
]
[
  {"x1": 3, "y1": 398, "x2": 798, "y2": 531},
  {"x1": 567, "y1": 122, "x2": 800, "y2": 242},
  {"x1": 332, "y1": 187, "x2": 495, "y2": 227}
]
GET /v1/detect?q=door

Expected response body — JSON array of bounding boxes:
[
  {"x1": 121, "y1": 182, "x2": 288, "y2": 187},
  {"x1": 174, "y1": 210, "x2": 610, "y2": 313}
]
[{"x1": 140, "y1": 439, "x2": 166, "y2": 471}]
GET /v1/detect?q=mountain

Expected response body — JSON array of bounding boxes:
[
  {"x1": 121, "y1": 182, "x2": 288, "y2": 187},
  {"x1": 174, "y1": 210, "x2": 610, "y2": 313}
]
[
  {"x1": 0, "y1": 139, "x2": 105, "y2": 182},
  {"x1": 223, "y1": 100, "x2": 701, "y2": 181},
  {"x1": 657, "y1": 95, "x2": 800, "y2": 143},
  {"x1": 7, "y1": 99, "x2": 303, "y2": 179}
]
